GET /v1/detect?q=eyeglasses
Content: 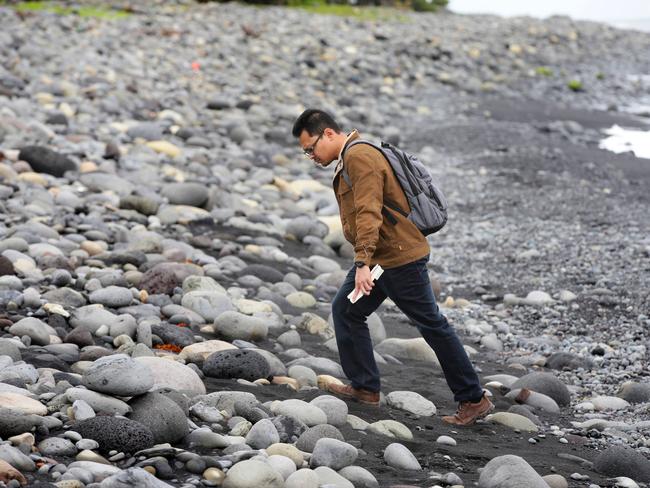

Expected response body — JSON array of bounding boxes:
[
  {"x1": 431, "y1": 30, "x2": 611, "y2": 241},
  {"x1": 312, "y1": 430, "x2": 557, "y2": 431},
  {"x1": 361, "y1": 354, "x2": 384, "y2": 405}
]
[{"x1": 303, "y1": 132, "x2": 324, "y2": 157}]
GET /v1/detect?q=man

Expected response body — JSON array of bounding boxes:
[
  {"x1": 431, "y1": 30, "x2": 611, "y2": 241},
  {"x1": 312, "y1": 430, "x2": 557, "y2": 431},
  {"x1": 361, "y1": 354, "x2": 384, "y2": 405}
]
[{"x1": 291, "y1": 109, "x2": 494, "y2": 426}]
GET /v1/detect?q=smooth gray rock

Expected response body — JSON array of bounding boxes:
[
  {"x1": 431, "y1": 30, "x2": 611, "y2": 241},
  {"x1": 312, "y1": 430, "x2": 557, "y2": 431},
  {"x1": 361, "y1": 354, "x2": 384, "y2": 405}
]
[
  {"x1": 285, "y1": 468, "x2": 319, "y2": 488},
  {"x1": 338, "y1": 466, "x2": 380, "y2": 488},
  {"x1": 310, "y1": 438, "x2": 358, "y2": 470},
  {"x1": 8, "y1": 317, "x2": 51, "y2": 346},
  {"x1": 213, "y1": 311, "x2": 268, "y2": 342},
  {"x1": 545, "y1": 352, "x2": 592, "y2": 371},
  {"x1": 67, "y1": 460, "x2": 120, "y2": 479},
  {"x1": 245, "y1": 418, "x2": 280, "y2": 449},
  {"x1": 128, "y1": 392, "x2": 189, "y2": 444},
  {"x1": 286, "y1": 357, "x2": 344, "y2": 378},
  {"x1": 82, "y1": 354, "x2": 154, "y2": 396},
  {"x1": 0, "y1": 363, "x2": 38, "y2": 384},
  {"x1": 507, "y1": 405, "x2": 542, "y2": 425},
  {"x1": 37, "y1": 437, "x2": 77, "y2": 457},
  {"x1": 196, "y1": 391, "x2": 259, "y2": 417},
  {"x1": 80, "y1": 172, "x2": 134, "y2": 196},
  {"x1": 120, "y1": 195, "x2": 160, "y2": 216},
  {"x1": 89, "y1": 286, "x2": 133, "y2": 308},
  {"x1": 386, "y1": 391, "x2": 436, "y2": 416},
  {"x1": 506, "y1": 388, "x2": 560, "y2": 414},
  {"x1": 618, "y1": 382, "x2": 650, "y2": 404},
  {"x1": 222, "y1": 459, "x2": 284, "y2": 488},
  {"x1": 593, "y1": 446, "x2": 650, "y2": 481},
  {"x1": 240, "y1": 264, "x2": 284, "y2": 283},
  {"x1": 185, "y1": 427, "x2": 230, "y2": 449},
  {"x1": 66, "y1": 387, "x2": 131, "y2": 416},
  {"x1": 134, "y1": 356, "x2": 206, "y2": 396},
  {"x1": 383, "y1": 443, "x2": 421, "y2": 470},
  {"x1": 478, "y1": 455, "x2": 549, "y2": 488},
  {"x1": 0, "y1": 339, "x2": 22, "y2": 361},
  {"x1": 309, "y1": 395, "x2": 348, "y2": 426},
  {"x1": 271, "y1": 399, "x2": 327, "y2": 427},
  {"x1": 72, "y1": 399, "x2": 96, "y2": 421},
  {"x1": 161, "y1": 182, "x2": 209, "y2": 208},
  {"x1": 100, "y1": 467, "x2": 175, "y2": 487},
  {"x1": 0, "y1": 407, "x2": 42, "y2": 437},
  {"x1": 296, "y1": 424, "x2": 344, "y2": 453},
  {"x1": 511, "y1": 372, "x2": 571, "y2": 406},
  {"x1": 63, "y1": 328, "x2": 95, "y2": 347},
  {"x1": 43, "y1": 287, "x2": 86, "y2": 308},
  {"x1": 313, "y1": 466, "x2": 354, "y2": 488},
  {"x1": 267, "y1": 454, "x2": 297, "y2": 480},
  {"x1": 0, "y1": 443, "x2": 36, "y2": 471},
  {"x1": 182, "y1": 291, "x2": 234, "y2": 322},
  {"x1": 127, "y1": 122, "x2": 164, "y2": 141},
  {"x1": 286, "y1": 215, "x2": 328, "y2": 241},
  {"x1": 70, "y1": 305, "x2": 133, "y2": 334}
]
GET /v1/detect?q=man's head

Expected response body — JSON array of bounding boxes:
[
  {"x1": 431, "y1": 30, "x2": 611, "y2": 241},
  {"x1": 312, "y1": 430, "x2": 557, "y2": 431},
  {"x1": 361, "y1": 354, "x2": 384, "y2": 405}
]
[{"x1": 292, "y1": 109, "x2": 346, "y2": 167}]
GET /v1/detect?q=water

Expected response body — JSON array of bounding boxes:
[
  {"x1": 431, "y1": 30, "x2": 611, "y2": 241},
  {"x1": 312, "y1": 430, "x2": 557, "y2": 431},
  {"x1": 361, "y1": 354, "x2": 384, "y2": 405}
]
[
  {"x1": 599, "y1": 125, "x2": 650, "y2": 159},
  {"x1": 448, "y1": 0, "x2": 650, "y2": 31},
  {"x1": 599, "y1": 73, "x2": 650, "y2": 160}
]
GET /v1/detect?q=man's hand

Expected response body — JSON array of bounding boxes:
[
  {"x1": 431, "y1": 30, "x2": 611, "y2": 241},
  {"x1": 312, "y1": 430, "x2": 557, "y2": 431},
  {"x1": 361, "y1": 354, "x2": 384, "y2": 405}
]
[{"x1": 353, "y1": 265, "x2": 374, "y2": 301}]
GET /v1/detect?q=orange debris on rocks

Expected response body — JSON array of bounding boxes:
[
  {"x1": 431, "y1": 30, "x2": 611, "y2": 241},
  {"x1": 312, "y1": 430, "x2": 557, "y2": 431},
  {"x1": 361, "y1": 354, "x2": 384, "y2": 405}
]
[{"x1": 153, "y1": 344, "x2": 182, "y2": 353}]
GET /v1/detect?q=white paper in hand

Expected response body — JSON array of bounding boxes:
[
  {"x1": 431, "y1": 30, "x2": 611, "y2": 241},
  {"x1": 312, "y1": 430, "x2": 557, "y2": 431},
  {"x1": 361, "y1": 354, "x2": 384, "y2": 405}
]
[{"x1": 347, "y1": 264, "x2": 384, "y2": 304}]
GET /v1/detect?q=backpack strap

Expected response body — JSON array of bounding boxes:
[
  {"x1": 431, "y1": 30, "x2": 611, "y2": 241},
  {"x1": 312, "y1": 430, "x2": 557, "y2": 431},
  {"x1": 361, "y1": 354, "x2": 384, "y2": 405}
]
[
  {"x1": 340, "y1": 139, "x2": 382, "y2": 189},
  {"x1": 339, "y1": 139, "x2": 407, "y2": 225}
]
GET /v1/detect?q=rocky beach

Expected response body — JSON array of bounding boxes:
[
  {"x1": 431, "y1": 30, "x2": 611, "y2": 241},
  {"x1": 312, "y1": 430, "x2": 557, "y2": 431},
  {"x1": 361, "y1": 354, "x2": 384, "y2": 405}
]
[{"x1": 0, "y1": 1, "x2": 650, "y2": 487}]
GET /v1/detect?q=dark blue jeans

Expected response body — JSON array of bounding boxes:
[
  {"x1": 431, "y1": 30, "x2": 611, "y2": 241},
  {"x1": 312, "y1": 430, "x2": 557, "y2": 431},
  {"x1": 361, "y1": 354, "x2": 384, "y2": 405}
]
[{"x1": 331, "y1": 255, "x2": 483, "y2": 403}]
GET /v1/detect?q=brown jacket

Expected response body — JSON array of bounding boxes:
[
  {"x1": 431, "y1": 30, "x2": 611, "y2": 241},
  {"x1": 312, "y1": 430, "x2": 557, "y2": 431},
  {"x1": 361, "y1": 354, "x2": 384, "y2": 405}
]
[{"x1": 333, "y1": 131, "x2": 430, "y2": 269}]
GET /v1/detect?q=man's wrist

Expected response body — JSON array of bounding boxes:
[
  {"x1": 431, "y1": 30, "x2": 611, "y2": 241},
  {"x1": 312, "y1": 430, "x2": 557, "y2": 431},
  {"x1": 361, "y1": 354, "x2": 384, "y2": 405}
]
[{"x1": 354, "y1": 261, "x2": 367, "y2": 269}]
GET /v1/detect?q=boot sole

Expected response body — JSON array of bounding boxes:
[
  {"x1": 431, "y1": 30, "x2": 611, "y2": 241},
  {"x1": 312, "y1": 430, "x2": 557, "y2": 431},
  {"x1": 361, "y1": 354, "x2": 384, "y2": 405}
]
[
  {"x1": 357, "y1": 398, "x2": 380, "y2": 407},
  {"x1": 442, "y1": 403, "x2": 495, "y2": 426},
  {"x1": 325, "y1": 386, "x2": 379, "y2": 406}
]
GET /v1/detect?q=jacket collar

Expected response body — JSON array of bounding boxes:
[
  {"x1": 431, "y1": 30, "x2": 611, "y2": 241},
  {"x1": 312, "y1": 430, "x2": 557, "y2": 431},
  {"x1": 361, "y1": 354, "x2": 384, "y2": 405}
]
[{"x1": 333, "y1": 130, "x2": 360, "y2": 180}]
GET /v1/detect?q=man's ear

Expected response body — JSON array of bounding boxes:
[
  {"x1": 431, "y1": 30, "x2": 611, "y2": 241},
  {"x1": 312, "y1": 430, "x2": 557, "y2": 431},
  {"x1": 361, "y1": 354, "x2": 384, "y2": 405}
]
[{"x1": 324, "y1": 127, "x2": 337, "y2": 139}]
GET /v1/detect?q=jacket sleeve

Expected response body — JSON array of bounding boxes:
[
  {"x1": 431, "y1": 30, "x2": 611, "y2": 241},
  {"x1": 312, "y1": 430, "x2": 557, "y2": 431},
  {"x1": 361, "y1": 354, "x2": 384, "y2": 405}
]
[{"x1": 346, "y1": 146, "x2": 385, "y2": 266}]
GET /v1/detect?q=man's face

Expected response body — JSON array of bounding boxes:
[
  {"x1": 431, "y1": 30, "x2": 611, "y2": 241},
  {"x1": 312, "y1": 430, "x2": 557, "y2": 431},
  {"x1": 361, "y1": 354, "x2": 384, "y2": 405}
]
[{"x1": 299, "y1": 128, "x2": 336, "y2": 167}]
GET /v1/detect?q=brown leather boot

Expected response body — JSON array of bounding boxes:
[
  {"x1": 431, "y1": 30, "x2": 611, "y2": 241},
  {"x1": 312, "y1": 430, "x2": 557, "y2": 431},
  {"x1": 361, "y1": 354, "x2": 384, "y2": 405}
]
[
  {"x1": 442, "y1": 394, "x2": 495, "y2": 426},
  {"x1": 326, "y1": 383, "x2": 380, "y2": 406}
]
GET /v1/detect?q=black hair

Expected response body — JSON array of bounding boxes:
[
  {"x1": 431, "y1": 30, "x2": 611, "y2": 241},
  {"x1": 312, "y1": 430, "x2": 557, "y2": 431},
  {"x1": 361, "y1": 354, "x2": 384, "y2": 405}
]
[{"x1": 291, "y1": 109, "x2": 342, "y2": 138}]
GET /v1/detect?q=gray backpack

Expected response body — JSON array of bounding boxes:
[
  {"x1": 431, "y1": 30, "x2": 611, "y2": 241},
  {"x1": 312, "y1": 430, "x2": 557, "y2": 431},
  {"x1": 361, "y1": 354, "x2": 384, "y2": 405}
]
[{"x1": 341, "y1": 140, "x2": 448, "y2": 236}]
